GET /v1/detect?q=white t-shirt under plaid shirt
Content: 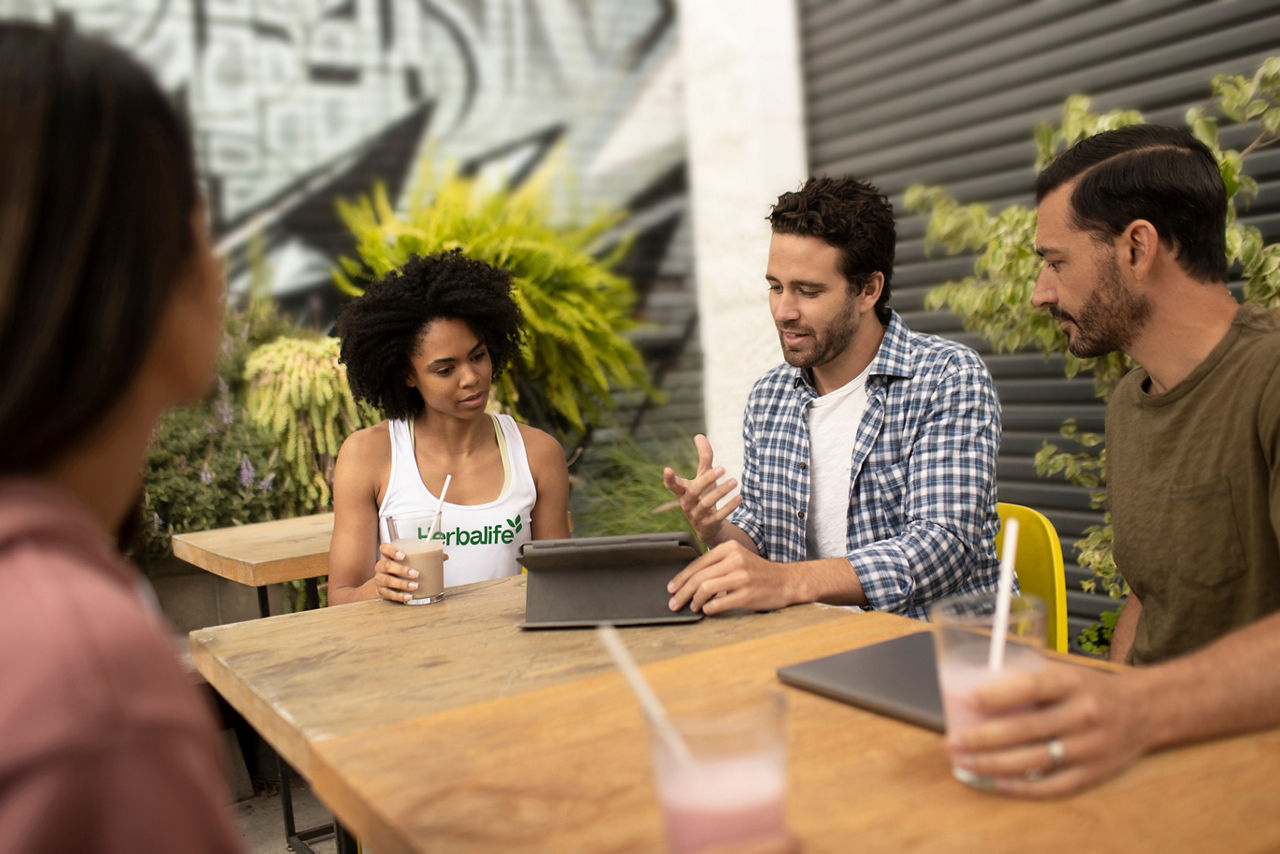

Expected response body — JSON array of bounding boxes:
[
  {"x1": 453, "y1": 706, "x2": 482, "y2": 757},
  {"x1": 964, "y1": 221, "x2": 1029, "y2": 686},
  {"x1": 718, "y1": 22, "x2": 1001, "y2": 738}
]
[
  {"x1": 806, "y1": 364, "x2": 871, "y2": 558},
  {"x1": 727, "y1": 310, "x2": 1003, "y2": 621}
]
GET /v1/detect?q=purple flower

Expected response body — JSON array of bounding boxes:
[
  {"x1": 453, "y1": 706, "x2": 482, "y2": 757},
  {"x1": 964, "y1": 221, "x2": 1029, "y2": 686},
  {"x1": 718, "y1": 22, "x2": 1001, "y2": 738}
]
[
  {"x1": 239, "y1": 455, "x2": 255, "y2": 490},
  {"x1": 216, "y1": 399, "x2": 235, "y2": 427},
  {"x1": 200, "y1": 463, "x2": 213, "y2": 484},
  {"x1": 257, "y1": 472, "x2": 276, "y2": 491}
]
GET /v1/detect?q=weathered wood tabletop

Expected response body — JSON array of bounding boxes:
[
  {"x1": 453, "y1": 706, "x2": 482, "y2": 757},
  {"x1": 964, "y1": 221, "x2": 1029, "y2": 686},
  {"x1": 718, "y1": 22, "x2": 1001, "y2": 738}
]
[
  {"x1": 189, "y1": 574, "x2": 848, "y2": 778},
  {"x1": 307, "y1": 611, "x2": 1280, "y2": 853},
  {"x1": 171, "y1": 512, "x2": 334, "y2": 586}
]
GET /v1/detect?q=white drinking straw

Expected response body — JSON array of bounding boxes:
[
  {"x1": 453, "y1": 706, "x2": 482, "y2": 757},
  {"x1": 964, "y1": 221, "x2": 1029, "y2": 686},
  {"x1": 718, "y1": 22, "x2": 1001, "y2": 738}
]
[
  {"x1": 428, "y1": 473, "x2": 452, "y2": 539},
  {"x1": 988, "y1": 518, "x2": 1020, "y2": 671},
  {"x1": 597, "y1": 623, "x2": 693, "y2": 763}
]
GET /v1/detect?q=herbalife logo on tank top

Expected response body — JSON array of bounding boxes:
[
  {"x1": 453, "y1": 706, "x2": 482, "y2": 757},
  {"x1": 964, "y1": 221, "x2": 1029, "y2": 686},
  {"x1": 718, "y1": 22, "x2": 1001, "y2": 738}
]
[{"x1": 432, "y1": 513, "x2": 524, "y2": 546}]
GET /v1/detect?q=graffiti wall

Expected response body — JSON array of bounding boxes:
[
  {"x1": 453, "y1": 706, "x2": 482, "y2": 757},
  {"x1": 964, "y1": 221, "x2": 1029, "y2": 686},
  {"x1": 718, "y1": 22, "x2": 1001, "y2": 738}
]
[
  {"x1": 2, "y1": 0, "x2": 689, "y2": 299},
  {"x1": 3, "y1": 0, "x2": 700, "y2": 437}
]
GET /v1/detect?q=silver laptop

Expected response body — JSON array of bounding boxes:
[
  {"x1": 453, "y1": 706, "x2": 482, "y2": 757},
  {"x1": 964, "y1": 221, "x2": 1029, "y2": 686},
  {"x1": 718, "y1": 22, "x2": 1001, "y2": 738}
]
[{"x1": 777, "y1": 631, "x2": 946, "y2": 732}]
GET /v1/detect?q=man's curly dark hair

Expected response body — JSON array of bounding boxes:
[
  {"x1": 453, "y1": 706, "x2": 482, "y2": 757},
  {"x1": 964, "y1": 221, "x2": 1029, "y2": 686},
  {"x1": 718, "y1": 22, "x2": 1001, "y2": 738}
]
[
  {"x1": 768, "y1": 176, "x2": 895, "y2": 324},
  {"x1": 336, "y1": 250, "x2": 523, "y2": 420}
]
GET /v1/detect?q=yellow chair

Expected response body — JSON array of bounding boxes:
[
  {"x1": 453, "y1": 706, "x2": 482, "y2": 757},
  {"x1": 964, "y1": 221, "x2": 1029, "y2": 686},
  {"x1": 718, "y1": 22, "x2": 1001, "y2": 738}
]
[{"x1": 996, "y1": 502, "x2": 1068, "y2": 653}]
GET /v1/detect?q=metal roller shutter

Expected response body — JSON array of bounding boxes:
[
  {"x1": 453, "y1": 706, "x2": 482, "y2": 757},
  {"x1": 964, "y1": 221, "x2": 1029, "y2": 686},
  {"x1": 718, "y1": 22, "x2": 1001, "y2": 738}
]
[{"x1": 797, "y1": 0, "x2": 1280, "y2": 650}]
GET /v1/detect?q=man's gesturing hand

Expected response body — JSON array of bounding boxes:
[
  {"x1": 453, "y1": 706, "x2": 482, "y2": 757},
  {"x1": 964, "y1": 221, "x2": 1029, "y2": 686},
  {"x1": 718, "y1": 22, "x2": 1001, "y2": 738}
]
[{"x1": 662, "y1": 434, "x2": 741, "y2": 545}]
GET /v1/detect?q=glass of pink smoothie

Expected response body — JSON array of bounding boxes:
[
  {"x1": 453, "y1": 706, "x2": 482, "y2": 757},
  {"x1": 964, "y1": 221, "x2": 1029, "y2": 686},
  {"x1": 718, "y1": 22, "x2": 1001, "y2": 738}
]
[
  {"x1": 386, "y1": 510, "x2": 445, "y2": 604},
  {"x1": 931, "y1": 591, "x2": 1046, "y2": 788},
  {"x1": 648, "y1": 690, "x2": 788, "y2": 854}
]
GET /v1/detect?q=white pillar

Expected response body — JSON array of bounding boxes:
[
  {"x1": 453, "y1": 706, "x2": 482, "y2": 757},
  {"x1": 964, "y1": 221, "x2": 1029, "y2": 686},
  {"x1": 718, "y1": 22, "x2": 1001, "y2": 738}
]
[{"x1": 676, "y1": 0, "x2": 808, "y2": 479}]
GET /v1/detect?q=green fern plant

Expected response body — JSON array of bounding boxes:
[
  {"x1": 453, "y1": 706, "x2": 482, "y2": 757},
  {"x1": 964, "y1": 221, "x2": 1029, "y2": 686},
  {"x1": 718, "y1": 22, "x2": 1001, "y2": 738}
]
[
  {"x1": 333, "y1": 158, "x2": 660, "y2": 444},
  {"x1": 907, "y1": 57, "x2": 1280, "y2": 651},
  {"x1": 571, "y1": 431, "x2": 698, "y2": 539}
]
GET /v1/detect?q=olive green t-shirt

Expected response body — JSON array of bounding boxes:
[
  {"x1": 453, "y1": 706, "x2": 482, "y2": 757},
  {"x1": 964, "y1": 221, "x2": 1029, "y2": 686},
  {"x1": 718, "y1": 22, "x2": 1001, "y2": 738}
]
[{"x1": 1108, "y1": 302, "x2": 1280, "y2": 666}]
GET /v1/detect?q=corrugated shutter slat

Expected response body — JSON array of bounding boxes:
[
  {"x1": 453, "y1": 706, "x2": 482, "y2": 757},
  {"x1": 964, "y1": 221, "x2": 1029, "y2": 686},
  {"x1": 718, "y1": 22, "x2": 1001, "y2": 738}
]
[{"x1": 799, "y1": 0, "x2": 1280, "y2": 651}]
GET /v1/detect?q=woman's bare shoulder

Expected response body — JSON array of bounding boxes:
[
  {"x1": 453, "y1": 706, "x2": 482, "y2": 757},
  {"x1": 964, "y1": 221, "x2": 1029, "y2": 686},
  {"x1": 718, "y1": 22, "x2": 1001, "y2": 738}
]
[
  {"x1": 515, "y1": 423, "x2": 564, "y2": 458},
  {"x1": 338, "y1": 421, "x2": 393, "y2": 465},
  {"x1": 516, "y1": 423, "x2": 569, "y2": 481},
  {"x1": 334, "y1": 421, "x2": 394, "y2": 507}
]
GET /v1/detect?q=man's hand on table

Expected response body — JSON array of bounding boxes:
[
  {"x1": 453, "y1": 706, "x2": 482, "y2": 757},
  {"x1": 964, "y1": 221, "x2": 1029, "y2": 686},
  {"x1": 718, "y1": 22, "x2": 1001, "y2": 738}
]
[
  {"x1": 948, "y1": 661, "x2": 1151, "y2": 798},
  {"x1": 667, "y1": 541, "x2": 798, "y2": 615},
  {"x1": 662, "y1": 434, "x2": 741, "y2": 545}
]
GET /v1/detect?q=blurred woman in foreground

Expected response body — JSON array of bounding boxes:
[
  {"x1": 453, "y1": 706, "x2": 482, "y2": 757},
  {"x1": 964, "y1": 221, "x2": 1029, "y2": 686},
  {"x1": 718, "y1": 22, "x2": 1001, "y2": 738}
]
[{"x1": 0, "y1": 21, "x2": 242, "y2": 851}]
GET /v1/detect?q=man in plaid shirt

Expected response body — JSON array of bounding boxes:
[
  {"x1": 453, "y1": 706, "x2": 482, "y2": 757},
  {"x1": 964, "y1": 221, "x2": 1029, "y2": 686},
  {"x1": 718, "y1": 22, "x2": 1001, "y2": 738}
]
[{"x1": 663, "y1": 176, "x2": 1001, "y2": 621}]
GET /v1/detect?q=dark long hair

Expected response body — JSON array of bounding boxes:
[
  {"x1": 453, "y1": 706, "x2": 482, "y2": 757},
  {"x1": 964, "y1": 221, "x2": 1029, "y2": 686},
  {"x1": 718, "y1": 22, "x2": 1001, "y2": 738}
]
[{"x1": 0, "y1": 21, "x2": 199, "y2": 473}]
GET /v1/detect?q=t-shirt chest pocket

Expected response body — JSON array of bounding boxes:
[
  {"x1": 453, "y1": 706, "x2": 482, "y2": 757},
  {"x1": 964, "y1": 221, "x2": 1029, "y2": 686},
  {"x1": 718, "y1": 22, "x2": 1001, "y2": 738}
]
[{"x1": 1158, "y1": 476, "x2": 1247, "y2": 590}]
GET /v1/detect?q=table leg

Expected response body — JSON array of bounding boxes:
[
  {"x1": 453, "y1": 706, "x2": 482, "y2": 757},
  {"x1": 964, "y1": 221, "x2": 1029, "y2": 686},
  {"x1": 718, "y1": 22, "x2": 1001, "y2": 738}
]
[
  {"x1": 277, "y1": 752, "x2": 351, "y2": 854},
  {"x1": 277, "y1": 753, "x2": 297, "y2": 838},
  {"x1": 249, "y1": 582, "x2": 352, "y2": 852},
  {"x1": 335, "y1": 822, "x2": 359, "y2": 854}
]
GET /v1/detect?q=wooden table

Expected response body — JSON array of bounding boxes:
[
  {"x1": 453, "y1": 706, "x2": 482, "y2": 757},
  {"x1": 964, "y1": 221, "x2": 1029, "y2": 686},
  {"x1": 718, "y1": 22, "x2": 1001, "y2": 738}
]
[
  {"x1": 172, "y1": 512, "x2": 333, "y2": 616},
  {"x1": 189, "y1": 574, "x2": 847, "y2": 780},
  {"x1": 193, "y1": 580, "x2": 1280, "y2": 852},
  {"x1": 319, "y1": 617, "x2": 1280, "y2": 853}
]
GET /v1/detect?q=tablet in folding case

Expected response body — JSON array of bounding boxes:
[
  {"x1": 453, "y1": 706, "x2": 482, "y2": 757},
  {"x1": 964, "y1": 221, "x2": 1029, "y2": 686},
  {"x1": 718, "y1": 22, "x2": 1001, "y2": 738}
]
[
  {"x1": 519, "y1": 531, "x2": 704, "y2": 629},
  {"x1": 776, "y1": 631, "x2": 946, "y2": 732}
]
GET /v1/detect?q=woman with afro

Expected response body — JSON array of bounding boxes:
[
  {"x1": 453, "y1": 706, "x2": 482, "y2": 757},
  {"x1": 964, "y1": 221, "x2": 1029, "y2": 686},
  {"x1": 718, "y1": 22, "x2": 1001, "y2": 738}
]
[{"x1": 328, "y1": 250, "x2": 570, "y2": 604}]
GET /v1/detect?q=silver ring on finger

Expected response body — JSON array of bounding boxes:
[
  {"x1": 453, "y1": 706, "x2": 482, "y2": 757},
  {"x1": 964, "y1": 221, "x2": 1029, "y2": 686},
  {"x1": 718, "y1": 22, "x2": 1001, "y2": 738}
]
[{"x1": 1047, "y1": 737, "x2": 1066, "y2": 772}]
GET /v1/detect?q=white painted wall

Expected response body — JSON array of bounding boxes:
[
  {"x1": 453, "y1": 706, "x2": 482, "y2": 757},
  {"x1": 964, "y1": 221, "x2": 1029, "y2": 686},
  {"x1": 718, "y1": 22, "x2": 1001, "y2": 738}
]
[{"x1": 675, "y1": 0, "x2": 808, "y2": 479}]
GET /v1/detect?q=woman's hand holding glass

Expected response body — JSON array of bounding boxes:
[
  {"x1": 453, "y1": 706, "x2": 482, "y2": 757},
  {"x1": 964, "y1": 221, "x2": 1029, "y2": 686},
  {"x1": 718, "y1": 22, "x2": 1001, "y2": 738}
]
[{"x1": 372, "y1": 542, "x2": 447, "y2": 604}]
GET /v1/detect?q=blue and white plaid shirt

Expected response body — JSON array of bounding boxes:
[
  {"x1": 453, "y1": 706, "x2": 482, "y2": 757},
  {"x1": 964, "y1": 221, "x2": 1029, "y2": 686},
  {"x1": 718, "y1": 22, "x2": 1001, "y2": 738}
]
[{"x1": 728, "y1": 310, "x2": 1002, "y2": 620}]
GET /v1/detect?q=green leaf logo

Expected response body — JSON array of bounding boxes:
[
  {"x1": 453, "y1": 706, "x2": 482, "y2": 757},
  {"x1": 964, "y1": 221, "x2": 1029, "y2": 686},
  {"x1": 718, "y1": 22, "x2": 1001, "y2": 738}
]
[{"x1": 506, "y1": 515, "x2": 523, "y2": 533}]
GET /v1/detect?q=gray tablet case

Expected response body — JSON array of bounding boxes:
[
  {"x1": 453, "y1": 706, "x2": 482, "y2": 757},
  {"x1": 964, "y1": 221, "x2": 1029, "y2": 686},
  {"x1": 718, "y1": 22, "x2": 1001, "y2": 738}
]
[
  {"x1": 520, "y1": 531, "x2": 704, "y2": 629},
  {"x1": 776, "y1": 631, "x2": 946, "y2": 732}
]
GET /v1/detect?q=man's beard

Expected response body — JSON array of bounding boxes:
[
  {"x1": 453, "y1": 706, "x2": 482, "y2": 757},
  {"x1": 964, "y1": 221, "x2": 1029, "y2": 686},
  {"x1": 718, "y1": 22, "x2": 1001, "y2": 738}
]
[
  {"x1": 779, "y1": 297, "x2": 859, "y2": 369},
  {"x1": 1051, "y1": 253, "x2": 1150, "y2": 358}
]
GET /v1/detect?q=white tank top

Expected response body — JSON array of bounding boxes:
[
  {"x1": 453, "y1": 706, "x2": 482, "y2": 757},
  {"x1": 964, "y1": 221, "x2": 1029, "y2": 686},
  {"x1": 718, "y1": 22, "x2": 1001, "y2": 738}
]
[{"x1": 378, "y1": 413, "x2": 537, "y2": 586}]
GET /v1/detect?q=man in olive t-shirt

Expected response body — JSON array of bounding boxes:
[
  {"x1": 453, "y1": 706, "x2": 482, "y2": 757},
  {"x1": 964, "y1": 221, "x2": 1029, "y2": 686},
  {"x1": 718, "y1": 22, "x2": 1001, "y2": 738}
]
[
  {"x1": 1108, "y1": 301, "x2": 1280, "y2": 666},
  {"x1": 942, "y1": 125, "x2": 1280, "y2": 799}
]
